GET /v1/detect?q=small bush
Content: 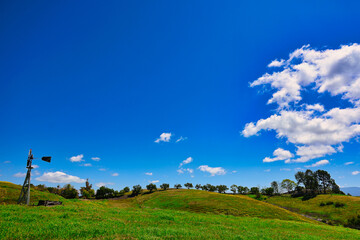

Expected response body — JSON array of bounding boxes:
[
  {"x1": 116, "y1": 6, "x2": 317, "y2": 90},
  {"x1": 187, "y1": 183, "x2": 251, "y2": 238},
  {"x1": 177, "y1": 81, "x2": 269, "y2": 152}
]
[
  {"x1": 334, "y1": 202, "x2": 345, "y2": 208},
  {"x1": 346, "y1": 215, "x2": 360, "y2": 229},
  {"x1": 301, "y1": 192, "x2": 317, "y2": 201},
  {"x1": 319, "y1": 202, "x2": 326, "y2": 207},
  {"x1": 326, "y1": 201, "x2": 334, "y2": 206}
]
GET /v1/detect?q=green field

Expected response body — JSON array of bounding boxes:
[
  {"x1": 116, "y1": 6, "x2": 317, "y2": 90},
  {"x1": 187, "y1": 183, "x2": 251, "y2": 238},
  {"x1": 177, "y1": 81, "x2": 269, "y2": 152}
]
[
  {"x1": 263, "y1": 194, "x2": 360, "y2": 226},
  {"x1": 1, "y1": 182, "x2": 360, "y2": 239}
]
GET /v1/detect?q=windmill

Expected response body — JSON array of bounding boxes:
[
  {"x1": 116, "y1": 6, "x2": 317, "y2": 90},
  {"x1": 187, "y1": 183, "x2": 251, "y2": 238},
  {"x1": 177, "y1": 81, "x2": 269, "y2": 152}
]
[{"x1": 17, "y1": 149, "x2": 51, "y2": 205}]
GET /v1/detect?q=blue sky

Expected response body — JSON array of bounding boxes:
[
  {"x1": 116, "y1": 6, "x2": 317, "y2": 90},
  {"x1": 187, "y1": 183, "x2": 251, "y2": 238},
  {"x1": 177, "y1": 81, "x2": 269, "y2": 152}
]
[{"x1": 1, "y1": 1, "x2": 360, "y2": 190}]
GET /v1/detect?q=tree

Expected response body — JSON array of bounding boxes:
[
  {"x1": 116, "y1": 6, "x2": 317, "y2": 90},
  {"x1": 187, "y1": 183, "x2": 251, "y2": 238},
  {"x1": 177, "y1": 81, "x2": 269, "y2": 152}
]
[
  {"x1": 95, "y1": 186, "x2": 114, "y2": 199},
  {"x1": 271, "y1": 181, "x2": 279, "y2": 195},
  {"x1": 250, "y1": 187, "x2": 260, "y2": 195},
  {"x1": 174, "y1": 184, "x2": 182, "y2": 189},
  {"x1": 281, "y1": 179, "x2": 296, "y2": 193},
  {"x1": 80, "y1": 179, "x2": 95, "y2": 199},
  {"x1": 123, "y1": 187, "x2": 130, "y2": 193},
  {"x1": 61, "y1": 184, "x2": 78, "y2": 199},
  {"x1": 146, "y1": 183, "x2": 157, "y2": 193},
  {"x1": 216, "y1": 185, "x2": 228, "y2": 193},
  {"x1": 195, "y1": 184, "x2": 202, "y2": 190},
  {"x1": 263, "y1": 187, "x2": 274, "y2": 196},
  {"x1": 184, "y1": 183, "x2": 193, "y2": 189},
  {"x1": 160, "y1": 183, "x2": 169, "y2": 190},
  {"x1": 237, "y1": 186, "x2": 249, "y2": 194},
  {"x1": 315, "y1": 170, "x2": 331, "y2": 194},
  {"x1": 132, "y1": 185, "x2": 142, "y2": 196},
  {"x1": 36, "y1": 184, "x2": 47, "y2": 191},
  {"x1": 230, "y1": 184, "x2": 237, "y2": 194},
  {"x1": 206, "y1": 184, "x2": 216, "y2": 192}
]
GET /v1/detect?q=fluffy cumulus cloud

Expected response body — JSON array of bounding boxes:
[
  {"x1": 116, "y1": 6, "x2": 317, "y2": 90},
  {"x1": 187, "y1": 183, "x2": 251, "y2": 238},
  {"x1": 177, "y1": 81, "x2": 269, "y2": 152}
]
[
  {"x1": 305, "y1": 160, "x2": 329, "y2": 168},
  {"x1": 198, "y1": 165, "x2": 226, "y2": 176},
  {"x1": 36, "y1": 171, "x2": 86, "y2": 183},
  {"x1": 70, "y1": 154, "x2": 84, "y2": 162},
  {"x1": 263, "y1": 148, "x2": 293, "y2": 162},
  {"x1": 154, "y1": 133, "x2": 172, "y2": 143},
  {"x1": 91, "y1": 157, "x2": 100, "y2": 161},
  {"x1": 244, "y1": 44, "x2": 360, "y2": 165},
  {"x1": 352, "y1": 171, "x2": 360, "y2": 175},
  {"x1": 82, "y1": 163, "x2": 92, "y2": 167},
  {"x1": 145, "y1": 172, "x2": 153, "y2": 176},
  {"x1": 149, "y1": 180, "x2": 159, "y2": 183}
]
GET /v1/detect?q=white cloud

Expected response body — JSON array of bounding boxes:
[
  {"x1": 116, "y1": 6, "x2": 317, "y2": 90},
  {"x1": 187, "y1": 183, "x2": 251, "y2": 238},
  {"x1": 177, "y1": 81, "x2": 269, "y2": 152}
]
[
  {"x1": 112, "y1": 173, "x2": 119, "y2": 177},
  {"x1": 252, "y1": 44, "x2": 360, "y2": 107},
  {"x1": 70, "y1": 154, "x2": 84, "y2": 162},
  {"x1": 264, "y1": 169, "x2": 271, "y2": 172},
  {"x1": 244, "y1": 44, "x2": 360, "y2": 165},
  {"x1": 232, "y1": 170, "x2": 237, "y2": 173},
  {"x1": 99, "y1": 168, "x2": 106, "y2": 171},
  {"x1": 268, "y1": 59, "x2": 285, "y2": 67},
  {"x1": 306, "y1": 104, "x2": 325, "y2": 112},
  {"x1": 32, "y1": 165, "x2": 39, "y2": 169},
  {"x1": 293, "y1": 145, "x2": 336, "y2": 163},
  {"x1": 149, "y1": 180, "x2": 159, "y2": 183},
  {"x1": 345, "y1": 162, "x2": 354, "y2": 165},
  {"x1": 34, "y1": 170, "x2": 41, "y2": 176},
  {"x1": 177, "y1": 169, "x2": 184, "y2": 174},
  {"x1": 263, "y1": 148, "x2": 294, "y2": 163},
  {"x1": 13, "y1": 172, "x2": 26, "y2": 178},
  {"x1": 198, "y1": 165, "x2": 226, "y2": 176},
  {"x1": 35, "y1": 171, "x2": 86, "y2": 183},
  {"x1": 177, "y1": 168, "x2": 193, "y2": 174},
  {"x1": 96, "y1": 182, "x2": 114, "y2": 187},
  {"x1": 4, "y1": 161, "x2": 11, "y2": 164},
  {"x1": 179, "y1": 157, "x2": 193, "y2": 167},
  {"x1": 352, "y1": 171, "x2": 360, "y2": 175},
  {"x1": 82, "y1": 163, "x2": 92, "y2": 167},
  {"x1": 91, "y1": 157, "x2": 100, "y2": 161},
  {"x1": 145, "y1": 172, "x2": 153, "y2": 176},
  {"x1": 155, "y1": 133, "x2": 172, "y2": 143},
  {"x1": 305, "y1": 160, "x2": 329, "y2": 168},
  {"x1": 176, "y1": 136, "x2": 188, "y2": 143}
]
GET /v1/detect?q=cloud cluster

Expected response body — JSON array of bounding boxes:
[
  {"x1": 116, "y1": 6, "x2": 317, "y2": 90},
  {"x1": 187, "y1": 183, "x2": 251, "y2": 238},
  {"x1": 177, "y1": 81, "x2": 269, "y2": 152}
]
[
  {"x1": 244, "y1": 45, "x2": 360, "y2": 166},
  {"x1": 36, "y1": 171, "x2": 86, "y2": 183},
  {"x1": 198, "y1": 165, "x2": 226, "y2": 176},
  {"x1": 252, "y1": 44, "x2": 360, "y2": 107},
  {"x1": 155, "y1": 133, "x2": 172, "y2": 143},
  {"x1": 70, "y1": 154, "x2": 84, "y2": 162},
  {"x1": 179, "y1": 157, "x2": 193, "y2": 167},
  {"x1": 177, "y1": 157, "x2": 194, "y2": 177}
]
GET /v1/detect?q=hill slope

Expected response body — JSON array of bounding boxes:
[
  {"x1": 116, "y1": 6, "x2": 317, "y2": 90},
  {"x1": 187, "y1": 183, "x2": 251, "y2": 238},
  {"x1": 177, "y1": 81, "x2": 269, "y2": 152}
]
[
  {"x1": 128, "y1": 189, "x2": 316, "y2": 223},
  {"x1": 264, "y1": 194, "x2": 360, "y2": 227},
  {"x1": 0, "y1": 181, "x2": 65, "y2": 205},
  {"x1": 1, "y1": 183, "x2": 360, "y2": 239}
]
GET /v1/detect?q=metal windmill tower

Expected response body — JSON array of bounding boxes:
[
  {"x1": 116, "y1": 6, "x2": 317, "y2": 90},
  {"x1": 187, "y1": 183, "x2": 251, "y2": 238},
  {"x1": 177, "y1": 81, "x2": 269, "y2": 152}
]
[{"x1": 17, "y1": 149, "x2": 51, "y2": 205}]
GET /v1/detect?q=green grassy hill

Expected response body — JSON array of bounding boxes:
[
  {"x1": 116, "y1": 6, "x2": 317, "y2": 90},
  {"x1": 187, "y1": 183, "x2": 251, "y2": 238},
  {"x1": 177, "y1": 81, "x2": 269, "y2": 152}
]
[
  {"x1": 264, "y1": 194, "x2": 360, "y2": 227},
  {"x1": 1, "y1": 182, "x2": 360, "y2": 239},
  {"x1": 129, "y1": 189, "x2": 315, "y2": 223},
  {"x1": 0, "y1": 181, "x2": 65, "y2": 205}
]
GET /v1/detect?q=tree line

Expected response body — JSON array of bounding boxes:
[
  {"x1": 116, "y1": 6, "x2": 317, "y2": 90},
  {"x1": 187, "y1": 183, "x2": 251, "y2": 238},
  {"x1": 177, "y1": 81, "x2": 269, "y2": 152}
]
[{"x1": 32, "y1": 169, "x2": 344, "y2": 200}]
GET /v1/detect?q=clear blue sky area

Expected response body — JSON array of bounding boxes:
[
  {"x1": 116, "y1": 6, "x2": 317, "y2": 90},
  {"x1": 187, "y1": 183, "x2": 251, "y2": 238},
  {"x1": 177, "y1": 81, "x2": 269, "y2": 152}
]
[{"x1": 1, "y1": 1, "x2": 360, "y2": 189}]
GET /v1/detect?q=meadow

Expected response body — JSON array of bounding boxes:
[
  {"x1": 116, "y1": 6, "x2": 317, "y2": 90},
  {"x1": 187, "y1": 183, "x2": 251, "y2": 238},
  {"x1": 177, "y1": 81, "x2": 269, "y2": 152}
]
[{"x1": 1, "y1": 181, "x2": 360, "y2": 239}]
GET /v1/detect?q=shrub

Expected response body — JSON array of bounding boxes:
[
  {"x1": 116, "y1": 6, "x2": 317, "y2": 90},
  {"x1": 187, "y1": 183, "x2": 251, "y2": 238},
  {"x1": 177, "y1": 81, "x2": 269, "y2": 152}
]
[
  {"x1": 95, "y1": 186, "x2": 115, "y2": 199},
  {"x1": 123, "y1": 187, "x2": 130, "y2": 193},
  {"x1": 334, "y1": 202, "x2": 345, "y2": 208},
  {"x1": 326, "y1": 201, "x2": 334, "y2": 206},
  {"x1": 319, "y1": 202, "x2": 326, "y2": 207},
  {"x1": 301, "y1": 192, "x2": 317, "y2": 201},
  {"x1": 346, "y1": 215, "x2": 360, "y2": 229}
]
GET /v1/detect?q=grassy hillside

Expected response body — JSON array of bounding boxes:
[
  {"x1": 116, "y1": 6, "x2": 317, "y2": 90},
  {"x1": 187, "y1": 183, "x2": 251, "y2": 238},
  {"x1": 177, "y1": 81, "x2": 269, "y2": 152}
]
[
  {"x1": 129, "y1": 189, "x2": 315, "y2": 223},
  {"x1": 264, "y1": 194, "x2": 360, "y2": 227},
  {"x1": 0, "y1": 181, "x2": 65, "y2": 205},
  {"x1": 1, "y1": 183, "x2": 360, "y2": 239}
]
